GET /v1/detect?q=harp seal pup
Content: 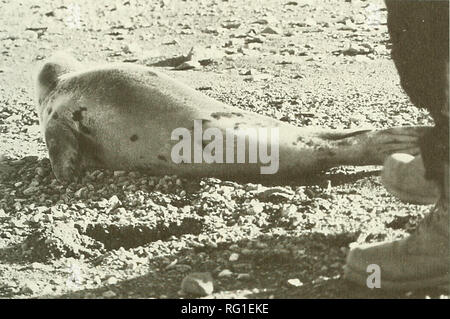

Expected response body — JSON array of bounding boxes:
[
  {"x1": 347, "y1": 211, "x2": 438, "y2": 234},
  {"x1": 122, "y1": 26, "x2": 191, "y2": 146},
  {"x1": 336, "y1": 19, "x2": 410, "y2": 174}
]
[{"x1": 35, "y1": 52, "x2": 426, "y2": 183}]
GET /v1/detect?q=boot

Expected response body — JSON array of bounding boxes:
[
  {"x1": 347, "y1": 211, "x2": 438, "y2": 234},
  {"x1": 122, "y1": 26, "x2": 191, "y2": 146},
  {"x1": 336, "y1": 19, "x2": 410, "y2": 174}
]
[
  {"x1": 381, "y1": 153, "x2": 440, "y2": 205},
  {"x1": 344, "y1": 196, "x2": 449, "y2": 290}
]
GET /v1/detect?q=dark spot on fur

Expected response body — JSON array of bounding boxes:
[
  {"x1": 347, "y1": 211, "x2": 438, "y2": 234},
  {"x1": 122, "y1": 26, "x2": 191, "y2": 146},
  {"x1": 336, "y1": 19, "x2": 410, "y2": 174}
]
[
  {"x1": 158, "y1": 155, "x2": 167, "y2": 162},
  {"x1": 234, "y1": 122, "x2": 247, "y2": 130},
  {"x1": 320, "y1": 130, "x2": 371, "y2": 141},
  {"x1": 72, "y1": 107, "x2": 87, "y2": 122},
  {"x1": 210, "y1": 112, "x2": 243, "y2": 120},
  {"x1": 72, "y1": 107, "x2": 90, "y2": 135},
  {"x1": 52, "y1": 112, "x2": 59, "y2": 120},
  {"x1": 130, "y1": 134, "x2": 138, "y2": 142},
  {"x1": 47, "y1": 108, "x2": 52, "y2": 115}
]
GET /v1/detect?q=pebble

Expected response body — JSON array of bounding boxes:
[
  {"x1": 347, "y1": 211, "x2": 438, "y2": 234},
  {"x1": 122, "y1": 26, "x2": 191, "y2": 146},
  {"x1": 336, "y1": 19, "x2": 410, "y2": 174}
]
[
  {"x1": 287, "y1": 278, "x2": 303, "y2": 287},
  {"x1": 255, "y1": 242, "x2": 269, "y2": 249},
  {"x1": 106, "y1": 276, "x2": 118, "y2": 285},
  {"x1": 248, "y1": 201, "x2": 264, "y2": 214},
  {"x1": 171, "y1": 264, "x2": 192, "y2": 272},
  {"x1": 281, "y1": 204, "x2": 297, "y2": 217},
  {"x1": 113, "y1": 171, "x2": 126, "y2": 177},
  {"x1": 23, "y1": 186, "x2": 39, "y2": 195},
  {"x1": 21, "y1": 281, "x2": 40, "y2": 294},
  {"x1": 218, "y1": 269, "x2": 233, "y2": 278},
  {"x1": 107, "y1": 195, "x2": 121, "y2": 212},
  {"x1": 261, "y1": 26, "x2": 281, "y2": 34},
  {"x1": 237, "y1": 273, "x2": 251, "y2": 281},
  {"x1": 229, "y1": 253, "x2": 239, "y2": 262},
  {"x1": 174, "y1": 60, "x2": 200, "y2": 70},
  {"x1": 233, "y1": 263, "x2": 251, "y2": 272},
  {"x1": 30, "y1": 262, "x2": 49, "y2": 270},
  {"x1": 116, "y1": 207, "x2": 127, "y2": 214},
  {"x1": 75, "y1": 187, "x2": 88, "y2": 199},
  {"x1": 221, "y1": 21, "x2": 241, "y2": 29},
  {"x1": 102, "y1": 290, "x2": 117, "y2": 298},
  {"x1": 256, "y1": 187, "x2": 294, "y2": 201},
  {"x1": 181, "y1": 272, "x2": 214, "y2": 296},
  {"x1": 35, "y1": 167, "x2": 46, "y2": 177}
]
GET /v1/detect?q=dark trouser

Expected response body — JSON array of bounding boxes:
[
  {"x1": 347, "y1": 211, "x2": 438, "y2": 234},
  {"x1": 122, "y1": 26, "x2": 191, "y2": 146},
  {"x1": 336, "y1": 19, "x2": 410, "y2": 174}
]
[{"x1": 385, "y1": 0, "x2": 449, "y2": 191}]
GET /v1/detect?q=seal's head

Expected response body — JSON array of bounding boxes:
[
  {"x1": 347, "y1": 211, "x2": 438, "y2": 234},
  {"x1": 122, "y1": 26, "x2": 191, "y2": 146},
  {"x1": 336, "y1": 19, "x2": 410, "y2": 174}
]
[{"x1": 35, "y1": 51, "x2": 82, "y2": 118}]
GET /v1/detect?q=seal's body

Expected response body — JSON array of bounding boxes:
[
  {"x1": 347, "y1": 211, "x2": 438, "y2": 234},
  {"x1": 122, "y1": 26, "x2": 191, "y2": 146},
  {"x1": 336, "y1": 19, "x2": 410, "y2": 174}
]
[{"x1": 36, "y1": 53, "x2": 425, "y2": 183}]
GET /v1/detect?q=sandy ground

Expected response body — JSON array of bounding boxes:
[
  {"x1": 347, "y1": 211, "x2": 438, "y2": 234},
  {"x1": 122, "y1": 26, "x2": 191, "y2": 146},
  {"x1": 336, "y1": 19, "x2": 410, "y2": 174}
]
[{"x1": 0, "y1": 0, "x2": 447, "y2": 298}]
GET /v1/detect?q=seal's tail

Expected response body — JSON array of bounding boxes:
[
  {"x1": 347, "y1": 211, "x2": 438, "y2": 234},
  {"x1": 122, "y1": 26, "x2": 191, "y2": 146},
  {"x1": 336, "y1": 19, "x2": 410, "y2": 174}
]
[{"x1": 35, "y1": 52, "x2": 82, "y2": 103}]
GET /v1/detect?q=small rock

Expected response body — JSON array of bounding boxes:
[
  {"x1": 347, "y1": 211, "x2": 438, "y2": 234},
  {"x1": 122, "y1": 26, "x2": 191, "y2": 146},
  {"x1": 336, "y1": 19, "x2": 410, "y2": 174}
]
[
  {"x1": 330, "y1": 262, "x2": 341, "y2": 269},
  {"x1": 74, "y1": 187, "x2": 88, "y2": 199},
  {"x1": 248, "y1": 201, "x2": 264, "y2": 214},
  {"x1": 281, "y1": 204, "x2": 297, "y2": 217},
  {"x1": 106, "y1": 276, "x2": 118, "y2": 285},
  {"x1": 237, "y1": 273, "x2": 251, "y2": 281},
  {"x1": 122, "y1": 43, "x2": 141, "y2": 54},
  {"x1": 287, "y1": 278, "x2": 303, "y2": 287},
  {"x1": 107, "y1": 195, "x2": 121, "y2": 213},
  {"x1": 218, "y1": 269, "x2": 233, "y2": 277},
  {"x1": 116, "y1": 207, "x2": 127, "y2": 215},
  {"x1": 23, "y1": 186, "x2": 39, "y2": 196},
  {"x1": 256, "y1": 187, "x2": 294, "y2": 201},
  {"x1": 233, "y1": 263, "x2": 252, "y2": 272},
  {"x1": 181, "y1": 272, "x2": 214, "y2": 296},
  {"x1": 245, "y1": 36, "x2": 264, "y2": 44},
  {"x1": 21, "y1": 281, "x2": 40, "y2": 294},
  {"x1": 229, "y1": 253, "x2": 239, "y2": 262},
  {"x1": 171, "y1": 264, "x2": 192, "y2": 272},
  {"x1": 163, "y1": 39, "x2": 178, "y2": 45},
  {"x1": 203, "y1": 27, "x2": 218, "y2": 35},
  {"x1": 255, "y1": 241, "x2": 269, "y2": 249},
  {"x1": 261, "y1": 26, "x2": 281, "y2": 35},
  {"x1": 30, "y1": 262, "x2": 50, "y2": 271},
  {"x1": 174, "y1": 60, "x2": 200, "y2": 70},
  {"x1": 239, "y1": 69, "x2": 254, "y2": 76},
  {"x1": 249, "y1": 73, "x2": 272, "y2": 82},
  {"x1": 35, "y1": 167, "x2": 46, "y2": 177},
  {"x1": 252, "y1": 17, "x2": 278, "y2": 25},
  {"x1": 113, "y1": 171, "x2": 126, "y2": 177},
  {"x1": 103, "y1": 290, "x2": 116, "y2": 298},
  {"x1": 221, "y1": 21, "x2": 241, "y2": 29}
]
